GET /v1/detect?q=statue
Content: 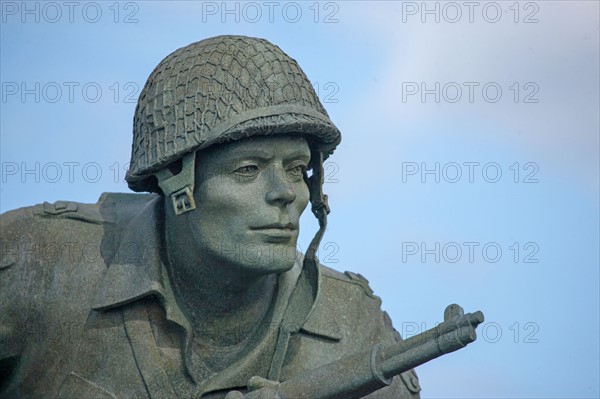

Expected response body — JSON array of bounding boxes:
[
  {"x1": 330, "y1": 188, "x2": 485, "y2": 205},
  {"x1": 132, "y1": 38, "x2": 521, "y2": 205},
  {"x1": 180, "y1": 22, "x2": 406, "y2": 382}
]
[{"x1": 0, "y1": 35, "x2": 483, "y2": 398}]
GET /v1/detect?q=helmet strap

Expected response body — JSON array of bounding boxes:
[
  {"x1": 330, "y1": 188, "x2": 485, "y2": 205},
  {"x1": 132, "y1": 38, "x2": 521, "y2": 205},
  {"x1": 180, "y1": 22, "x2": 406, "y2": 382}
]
[
  {"x1": 156, "y1": 152, "x2": 197, "y2": 215},
  {"x1": 303, "y1": 151, "x2": 330, "y2": 271}
]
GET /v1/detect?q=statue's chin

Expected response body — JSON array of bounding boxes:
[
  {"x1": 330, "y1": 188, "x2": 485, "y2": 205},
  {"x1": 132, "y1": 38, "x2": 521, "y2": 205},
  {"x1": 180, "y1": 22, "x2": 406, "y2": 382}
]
[{"x1": 231, "y1": 242, "x2": 299, "y2": 276}]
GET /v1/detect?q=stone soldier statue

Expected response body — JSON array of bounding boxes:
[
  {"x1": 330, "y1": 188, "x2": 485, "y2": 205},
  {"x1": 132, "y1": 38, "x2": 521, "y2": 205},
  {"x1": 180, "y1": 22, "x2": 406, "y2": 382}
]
[{"x1": 1, "y1": 36, "x2": 482, "y2": 398}]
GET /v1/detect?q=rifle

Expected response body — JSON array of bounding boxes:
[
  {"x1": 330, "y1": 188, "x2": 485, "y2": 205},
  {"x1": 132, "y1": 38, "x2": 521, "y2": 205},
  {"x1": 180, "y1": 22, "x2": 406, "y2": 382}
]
[{"x1": 267, "y1": 304, "x2": 484, "y2": 399}]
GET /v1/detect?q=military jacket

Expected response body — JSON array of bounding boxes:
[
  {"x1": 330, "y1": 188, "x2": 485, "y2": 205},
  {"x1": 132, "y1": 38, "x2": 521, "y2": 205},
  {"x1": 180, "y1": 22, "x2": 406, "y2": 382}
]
[{"x1": 0, "y1": 193, "x2": 421, "y2": 398}]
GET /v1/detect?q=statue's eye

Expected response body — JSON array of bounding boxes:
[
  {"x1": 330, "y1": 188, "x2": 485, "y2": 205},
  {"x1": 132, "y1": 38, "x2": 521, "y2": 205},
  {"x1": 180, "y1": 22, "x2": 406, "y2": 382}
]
[
  {"x1": 287, "y1": 165, "x2": 306, "y2": 179},
  {"x1": 234, "y1": 165, "x2": 259, "y2": 176}
]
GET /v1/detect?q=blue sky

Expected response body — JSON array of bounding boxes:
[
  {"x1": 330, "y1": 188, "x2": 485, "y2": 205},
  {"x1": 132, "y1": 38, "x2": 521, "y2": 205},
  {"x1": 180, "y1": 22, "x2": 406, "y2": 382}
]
[{"x1": 1, "y1": 1, "x2": 599, "y2": 397}]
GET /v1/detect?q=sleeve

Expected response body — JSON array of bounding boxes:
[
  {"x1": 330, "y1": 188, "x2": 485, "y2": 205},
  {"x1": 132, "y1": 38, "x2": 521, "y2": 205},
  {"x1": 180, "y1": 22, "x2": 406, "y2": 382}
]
[{"x1": 0, "y1": 208, "x2": 34, "y2": 392}]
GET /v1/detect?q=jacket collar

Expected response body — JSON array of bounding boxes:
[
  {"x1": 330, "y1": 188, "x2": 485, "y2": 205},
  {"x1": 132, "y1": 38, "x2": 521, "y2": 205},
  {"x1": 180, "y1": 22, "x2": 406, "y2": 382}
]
[
  {"x1": 91, "y1": 195, "x2": 195, "y2": 376},
  {"x1": 92, "y1": 195, "x2": 168, "y2": 311}
]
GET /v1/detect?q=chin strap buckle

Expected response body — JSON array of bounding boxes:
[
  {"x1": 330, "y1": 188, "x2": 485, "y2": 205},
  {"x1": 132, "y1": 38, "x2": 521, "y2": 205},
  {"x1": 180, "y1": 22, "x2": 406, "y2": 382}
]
[
  {"x1": 156, "y1": 152, "x2": 197, "y2": 215},
  {"x1": 171, "y1": 186, "x2": 196, "y2": 215}
]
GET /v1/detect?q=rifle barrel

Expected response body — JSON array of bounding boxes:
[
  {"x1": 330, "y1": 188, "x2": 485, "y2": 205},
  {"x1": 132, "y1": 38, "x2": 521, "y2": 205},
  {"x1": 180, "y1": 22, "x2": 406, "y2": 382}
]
[
  {"x1": 275, "y1": 307, "x2": 484, "y2": 399},
  {"x1": 384, "y1": 311, "x2": 484, "y2": 359},
  {"x1": 380, "y1": 325, "x2": 476, "y2": 379}
]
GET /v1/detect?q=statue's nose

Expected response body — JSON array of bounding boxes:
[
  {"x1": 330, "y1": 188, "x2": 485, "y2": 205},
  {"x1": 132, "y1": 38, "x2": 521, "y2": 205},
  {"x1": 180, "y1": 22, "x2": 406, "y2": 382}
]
[{"x1": 265, "y1": 167, "x2": 296, "y2": 206}]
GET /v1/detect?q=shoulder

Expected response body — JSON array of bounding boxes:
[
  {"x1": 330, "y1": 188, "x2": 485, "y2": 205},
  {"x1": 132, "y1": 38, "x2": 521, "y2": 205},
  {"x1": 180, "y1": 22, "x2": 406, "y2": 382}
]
[
  {"x1": 0, "y1": 192, "x2": 156, "y2": 288},
  {"x1": 319, "y1": 264, "x2": 381, "y2": 302},
  {"x1": 302, "y1": 264, "x2": 389, "y2": 342},
  {"x1": 0, "y1": 192, "x2": 158, "y2": 368},
  {"x1": 0, "y1": 199, "x2": 101, "y2": 272},
  {"x1": 315, "y1": 264, "x2": 385, "y2": 322},
  {"x1": 1, "y1": 192, "x2": 155, "y2": 238},
  {"x1": 295, "y1": 264, "x2": 422, "y2": 397},
  {"x1": 1, "y1": 192, "x2": 155, "y2": 227}
]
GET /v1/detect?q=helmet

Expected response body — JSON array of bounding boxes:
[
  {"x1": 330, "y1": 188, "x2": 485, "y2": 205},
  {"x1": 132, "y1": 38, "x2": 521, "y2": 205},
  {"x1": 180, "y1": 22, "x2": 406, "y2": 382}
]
[{"x1": 126, "y1": 35, "x2": 341, "y2": 203}]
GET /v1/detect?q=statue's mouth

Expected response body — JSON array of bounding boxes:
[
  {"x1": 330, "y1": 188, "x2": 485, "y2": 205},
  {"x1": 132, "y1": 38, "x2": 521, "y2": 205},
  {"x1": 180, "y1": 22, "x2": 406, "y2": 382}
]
[
  {"x1": 251, "y1": 222, "x2": 297, "y2": 231},
  {"x1": 250, "y1": 223, "x2": 297, "y2": 243}
]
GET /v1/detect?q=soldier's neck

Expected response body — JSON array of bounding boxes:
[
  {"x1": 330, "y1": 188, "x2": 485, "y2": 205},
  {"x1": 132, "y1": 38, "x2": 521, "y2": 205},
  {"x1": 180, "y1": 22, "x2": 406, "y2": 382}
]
[{"x1": 168, "y1": 253, "x2": 278, "y2": 347}]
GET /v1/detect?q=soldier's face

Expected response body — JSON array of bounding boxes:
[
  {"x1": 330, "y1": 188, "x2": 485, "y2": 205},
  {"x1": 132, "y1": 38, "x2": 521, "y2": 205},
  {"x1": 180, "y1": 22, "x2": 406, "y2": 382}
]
[{"x1": 189, "y1": 135, "x2": 311, "y2": 274}]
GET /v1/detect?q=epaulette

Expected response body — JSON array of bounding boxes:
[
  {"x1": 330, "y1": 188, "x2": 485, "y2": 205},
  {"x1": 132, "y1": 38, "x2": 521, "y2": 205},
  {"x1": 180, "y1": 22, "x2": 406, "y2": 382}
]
[
  {"x1": 320, "y1": 266, "x2": 378, "y2": 300},
  {"x1": 33, "y1": 200, "x2": 104, "y2": 224},
  {"x1": 343, "y1": 271, "x2": 377, "y2": 299},
  {"x1": 2, "y1": 201, "x2": 104, "y2": 270}
]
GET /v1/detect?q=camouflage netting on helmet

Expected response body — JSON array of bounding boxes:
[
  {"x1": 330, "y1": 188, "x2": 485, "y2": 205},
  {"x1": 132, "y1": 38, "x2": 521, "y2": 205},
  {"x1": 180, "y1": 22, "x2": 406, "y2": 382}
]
[{"x1": 126, "y1": 35, "x2": 341, "y2": 193}]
